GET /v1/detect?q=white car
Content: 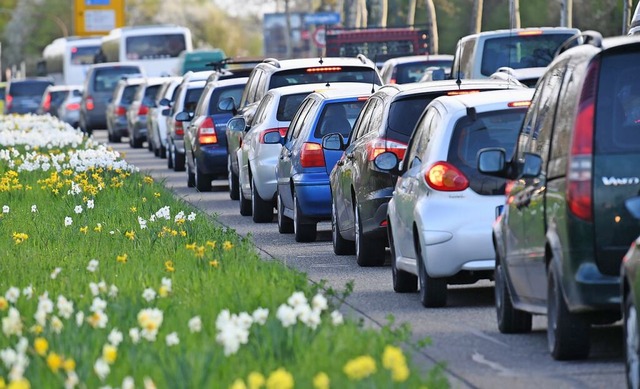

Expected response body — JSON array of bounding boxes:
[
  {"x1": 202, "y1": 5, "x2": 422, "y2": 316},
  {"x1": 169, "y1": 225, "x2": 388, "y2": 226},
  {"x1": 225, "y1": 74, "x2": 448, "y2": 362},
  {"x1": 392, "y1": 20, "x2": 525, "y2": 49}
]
[
  {"x1": 234, "y1": 83, "x2": 329, "y2": 223},
  {"x1": 387, "y1": 88, "x2": 534, "y2": 308},
  {"x1": 148, "y1": 76, "x2": 182, "y2": 158}
]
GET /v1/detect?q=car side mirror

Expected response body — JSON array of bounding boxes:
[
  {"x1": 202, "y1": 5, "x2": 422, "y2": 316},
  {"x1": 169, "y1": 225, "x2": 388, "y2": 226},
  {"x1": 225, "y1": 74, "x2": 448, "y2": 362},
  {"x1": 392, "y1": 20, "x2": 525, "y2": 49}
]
[
  {"x1": 159, "y1": 98, "x2": 171, "y2": 107},
  {"x1": 373, "y1": 151, "x2": 399, "y2": 172},
  {"x1": 175, "y1": 111, "x2": 191, "y2": 122},
  {"x1": 227, "y1": 117, "x2": 246, "y2": 132},
  {"x1": 161, "y1": 108, "x2": 170, "y2": 116},
  {"x1": 218, "y1": 96, "x2": 237, "y2": 114},
  {"x1": 321, "y1": 133, "x2": 345, "y2": 151},
  {"x1": 478, "y1": 148, "x2": 508, "y2": 177},
  {"x1": 263, "y1": 131, "x2": 282, "y2": 144}
]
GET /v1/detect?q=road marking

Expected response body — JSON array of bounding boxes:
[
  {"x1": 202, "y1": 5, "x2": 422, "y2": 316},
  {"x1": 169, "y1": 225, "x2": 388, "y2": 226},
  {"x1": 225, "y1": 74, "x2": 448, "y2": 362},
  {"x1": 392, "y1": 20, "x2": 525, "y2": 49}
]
[
  {"x1": 472, "y1": 351, "x2": 518, "y2": 377},
  {"x1": 310, "y1": 264, "x2": 350, "y2": 267}
]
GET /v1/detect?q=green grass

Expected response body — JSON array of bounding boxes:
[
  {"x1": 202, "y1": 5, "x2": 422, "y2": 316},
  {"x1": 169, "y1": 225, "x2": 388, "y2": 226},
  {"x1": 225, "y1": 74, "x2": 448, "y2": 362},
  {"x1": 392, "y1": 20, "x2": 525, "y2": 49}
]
[{"x1": 0, "y1": 115, "x2": 448, "y2": 389}]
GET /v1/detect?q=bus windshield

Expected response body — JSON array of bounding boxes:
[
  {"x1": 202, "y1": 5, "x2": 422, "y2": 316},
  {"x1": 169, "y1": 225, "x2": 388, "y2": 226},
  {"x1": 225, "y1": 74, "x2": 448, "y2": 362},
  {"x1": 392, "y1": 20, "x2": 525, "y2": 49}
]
[{"x1": 126, "y1": 34, "x2": 186, "y2": 60}]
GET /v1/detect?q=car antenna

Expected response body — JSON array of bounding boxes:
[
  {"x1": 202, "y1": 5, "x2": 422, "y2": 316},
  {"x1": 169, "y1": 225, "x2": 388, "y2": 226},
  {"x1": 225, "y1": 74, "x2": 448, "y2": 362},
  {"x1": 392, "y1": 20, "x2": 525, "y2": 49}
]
[
  {"x1": 455, "y1": 40, "x2": 462, "y2": 88},
  {"x1": 371, "y1": 54, "x2": 379, "y2": 94}
]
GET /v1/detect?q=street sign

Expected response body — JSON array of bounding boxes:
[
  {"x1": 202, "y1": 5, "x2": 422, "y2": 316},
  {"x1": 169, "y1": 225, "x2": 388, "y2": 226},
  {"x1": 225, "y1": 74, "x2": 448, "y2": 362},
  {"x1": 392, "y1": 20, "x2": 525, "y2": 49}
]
[
  {"x1": 312, "y1": 28, "x2": 326, "y2": 47},
  {"x1": 303, "y1": 12, "x2": 341, "y2": 26},
  {"x1": 74, "y1": 0, "x2": 125, "y2": 37}
]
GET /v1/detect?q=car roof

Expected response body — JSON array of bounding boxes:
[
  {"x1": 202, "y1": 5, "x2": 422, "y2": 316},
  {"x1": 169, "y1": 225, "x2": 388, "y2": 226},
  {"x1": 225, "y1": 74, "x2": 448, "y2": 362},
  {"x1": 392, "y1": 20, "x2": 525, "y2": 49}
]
[
  {"x1": 266, "y1": 83, "x2": 348, "y2": 97},
  {"x1": 206, "y1": 77, "x2": 249, "y2": 88},
  {"x1": 309, "y1": 82, "x2": 377, "y2": 100},
  {"x1": 383, "y1": 54, "x2": 454, "y2": 65},
  {"x1": 599, "y1": 34, "x2": 640, "y2": 50},
  {"x1": 45, "y1": 84, "x2": 83, "y2": 92},
  {"x1": 182, "y1": 70, "x2": 214, "y2": 82},
  {"x1": 459, "y1": 27, "x2": 580, "y2": 42},
  {"x1": 258, "y1": 56, "x2": 376, "y2": 71},
  {"x1": 378, "y1": 78, "x2": 525, "y2": 100},
  {"x1": 88, "y1": 62, "x2": 143, "y2": 70},
  {"x1": 432, "y1": 88, "x2": 534, "y2": 114}
]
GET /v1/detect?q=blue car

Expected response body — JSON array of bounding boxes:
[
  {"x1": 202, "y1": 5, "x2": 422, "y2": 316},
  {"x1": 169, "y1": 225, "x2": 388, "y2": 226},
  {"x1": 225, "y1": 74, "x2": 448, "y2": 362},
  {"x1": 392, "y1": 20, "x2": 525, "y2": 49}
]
[{"x1": 275, "y1": 84, "x2": 375, "y2": 242}]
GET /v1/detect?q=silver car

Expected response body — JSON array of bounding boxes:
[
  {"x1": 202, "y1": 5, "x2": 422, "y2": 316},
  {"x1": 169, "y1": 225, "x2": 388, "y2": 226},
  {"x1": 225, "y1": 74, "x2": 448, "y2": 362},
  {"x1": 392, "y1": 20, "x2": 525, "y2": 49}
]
[
  {"x1": 55, "y1": 86, "x2": 83, "y2": 129},
  {"x1": 148, "y1": 77, "x2": 182, "y2": 158}
]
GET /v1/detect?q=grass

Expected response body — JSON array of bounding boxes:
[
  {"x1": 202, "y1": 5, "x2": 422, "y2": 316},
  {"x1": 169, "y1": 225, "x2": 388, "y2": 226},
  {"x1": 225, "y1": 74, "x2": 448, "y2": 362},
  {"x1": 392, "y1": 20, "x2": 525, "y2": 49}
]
[{"x1": 0, "y1": 114, "x2": 449, "y2": 389}]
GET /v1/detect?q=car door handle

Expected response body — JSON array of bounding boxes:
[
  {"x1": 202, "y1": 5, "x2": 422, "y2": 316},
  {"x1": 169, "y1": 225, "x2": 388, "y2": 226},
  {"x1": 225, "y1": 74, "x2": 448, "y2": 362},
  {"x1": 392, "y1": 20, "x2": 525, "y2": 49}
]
[{"x1": 337, "y1": 160, "x2": 345, "y2": 166}]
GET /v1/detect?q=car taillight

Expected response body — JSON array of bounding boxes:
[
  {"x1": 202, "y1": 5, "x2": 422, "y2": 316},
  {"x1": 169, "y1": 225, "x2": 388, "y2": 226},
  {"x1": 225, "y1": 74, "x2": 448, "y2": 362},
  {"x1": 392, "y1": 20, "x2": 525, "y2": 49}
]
[
  {"x1": 198, "y1": 117, "x2": 218, "y2": 145},
  {"x1": 174, "y1": 120, "x2": 184, "y2": 136},
  {"x1": 43, "y1": 94, "x2": 51, "y2": 111},
  {"x1": 116, "y1": 106, "x2": 127, "y2": 116},
  {"x1": 86, "y1": 97, "x2": 94, "y2": 111},
  {"x1": 367, "y1": 138, "x2": 407, "y2": 162},
  {"x1": 259, "y1": 127, "x2": 288, "y2": 143},
  {"x1": 425, "y1": 161, "x2": 469, "y2": 191},
  {"x1": 6, "y1": 94, "x2": 13, "y2": 110},
  {"x1": 300, "y1": 142, "x2": 325, "y2": 168},
  {"x1": 138, "y1": 104, "x2": 149, "y2": 115},
  {"x1": 567, "y1": 59, "x2": 599, "y2": 222},
  {"x1": 65, "y1": 102, "x2": 80, "y2": 111}
]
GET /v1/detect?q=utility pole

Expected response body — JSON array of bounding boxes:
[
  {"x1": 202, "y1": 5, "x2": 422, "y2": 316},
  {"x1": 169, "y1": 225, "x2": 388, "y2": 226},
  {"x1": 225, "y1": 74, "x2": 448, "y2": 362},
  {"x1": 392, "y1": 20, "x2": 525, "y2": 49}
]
[
  {"x1": 560, "y1": 0, "x2": 572, "y2": 28},
  {"x1": 285, "y1": 0, "x2": 293, "y2": 59},
  {"x1": 509, "y1": 0, "x2": 520, "y2": 29}
]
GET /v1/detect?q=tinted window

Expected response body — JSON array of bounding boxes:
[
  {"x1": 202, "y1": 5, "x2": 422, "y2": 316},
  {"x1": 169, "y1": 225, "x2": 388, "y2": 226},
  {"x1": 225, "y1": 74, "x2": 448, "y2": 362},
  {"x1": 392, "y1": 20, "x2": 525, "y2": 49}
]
[
  {"x1": 448, "y1": 109, "x2": 527, "y2": 195},
  {"x1": 0, "y1": 87, "x2": 5, "y2": 99},
  {"x1": 93, "y1": 67, "x2": 141, "y2": 92},
  {"x1": 71, "y1": 45, "x2": 100, "y2": 65},
  {"x1": 143, "y1": 85, "x2": 162, "y2": 105},
  {"x1": 184, "y1": 87, "x2": 205, "y2": 112},
  {"x1": 208, "y1": 85, "x2": 246, "y2": 115},
  {"x1": 480, "y1": 33, "x2": 575, "y2": 76},
  {"x1": 395, "y1": 61, "x2": 452, "y2": 84},
  {"x1": 387, "y1": 95, "x2": 436, "y2": 142},
  {"x1": 121, "y1": 85, "x2": 139, "y2": 104},
  {"x1": 126, "y1": 34, "x2": 186, "y2": 59},
  {"x1": 314, "y1": 100, "x2": 367, "y2": 138},
  {"x1": 50, "y1": 91, "x2": 69, "y2": 107},
  {"x1": 596, "y1": 51, "x2": 640, "y2": 154},
  {"x1": 276, "y1": 93, "x2": 309, "y2": 121},
  {"x1": 9, "y1": 81, "x2": 52, "y2": 97},
  {"x1": 269, "y1": 67, "x2": 381, "y2": 88}
]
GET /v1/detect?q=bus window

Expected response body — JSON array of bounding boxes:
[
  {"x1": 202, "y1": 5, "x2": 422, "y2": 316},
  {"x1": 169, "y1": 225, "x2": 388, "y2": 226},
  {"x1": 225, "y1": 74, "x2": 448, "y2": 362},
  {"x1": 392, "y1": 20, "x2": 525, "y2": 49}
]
[
  {"x1": 71, "y1": 45, "x2": 100, "y2": 65},
  {"x1": 126, "y1": 34, "x2": 186, "y2": 60}
]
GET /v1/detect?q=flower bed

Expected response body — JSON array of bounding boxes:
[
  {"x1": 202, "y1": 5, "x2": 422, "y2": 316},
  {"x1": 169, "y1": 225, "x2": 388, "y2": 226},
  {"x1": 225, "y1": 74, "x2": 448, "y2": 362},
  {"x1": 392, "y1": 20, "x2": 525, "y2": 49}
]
[{"x1": 0, "y1": 115, "x2": 448, "y2": 389}]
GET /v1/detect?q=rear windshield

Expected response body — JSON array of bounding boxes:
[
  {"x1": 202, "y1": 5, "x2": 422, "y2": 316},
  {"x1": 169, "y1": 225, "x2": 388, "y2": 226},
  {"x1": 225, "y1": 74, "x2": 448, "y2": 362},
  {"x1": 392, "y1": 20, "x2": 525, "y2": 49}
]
[
  {"x1": 142, "y1": 85, "x2": 162, "y2": 105},
  {"x1": 71, "y1": 45, "x2": 100, "y2": 65},
  {"x1": 276, "y1": 93, "x2": 309, "y2": 121},
  {"x1": 596, "y1": 51, "x2": 640, "y2": 154},
  {"x1": 447, "y1": 109, "x2": 527, "y2": 195},
  {"x1": 9, "y1": 81, "x2": 52, "y2": 97},
  {"x1": 121, "y1": 85, "x2": 139, "y2": 104},
  {"x1": 269, "y1": 66, "x2": 381, "y2": 88},
  {"x1": 314, "y1": 100, "x2": 367, "y2": 138},
  {"x1": 184, "y1": 87, "x2": 204, "y2": 112},
  {"x1": 207, "y1": 85, "x2": 245, "y2": 115},
  {"x1": 50, "y1": 91, "x2": 69, "y2": 106},
  {"x1": 93, "y1": 67, "x2": 141, "y2": 92},
  {"x1": 480, "y1": 33, "x2": 575, "y2": 76},
  {"x1": 126, "y1": 34, "x2": 186, "y2": 60},
  {"x1": 395, "y1": 60, "x2": 452, "y2": 84}
]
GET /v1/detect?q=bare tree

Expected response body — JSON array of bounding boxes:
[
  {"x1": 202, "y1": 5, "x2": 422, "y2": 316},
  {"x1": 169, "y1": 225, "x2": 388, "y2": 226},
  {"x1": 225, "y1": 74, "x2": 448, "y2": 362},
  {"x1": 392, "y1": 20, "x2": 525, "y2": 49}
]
[
  {"x1": 425, "y1": 0, "x2": 439, "y2": 54},
  {"x1": 470, "y1": 0, "x2": 483, "y2": 34}
]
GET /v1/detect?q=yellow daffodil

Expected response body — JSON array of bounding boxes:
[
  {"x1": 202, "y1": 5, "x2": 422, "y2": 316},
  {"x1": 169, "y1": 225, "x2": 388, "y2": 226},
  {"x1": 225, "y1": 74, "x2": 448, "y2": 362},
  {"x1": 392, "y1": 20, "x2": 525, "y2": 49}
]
[
  {"x1": 0, "y1": 297, "x2": 8, "y2": 311},
  {"x1": 343, "y1": 355, "x2": 376, "y2": 381},
  {"x1": 143, "y1": 176, "x2": 154, "y2": 184},
  {"x1": 142, "y1": 197, "x2": 147, "y2": 203},
  {"x1": 391, "y1": 363, "x2": 409, "y2": 382},
  {"x1": 63, "y1": 358, "x2": 76, "y2": 372},
  {"x1": 130, "y1": 206, "x2": 137, "y2": 213},
  {"x1": 164, "y1": 260, "x2": 175, "y2": 272},
  {"x1": 117, "y1": 254, "x2": 128, "y2": 263},
  {"x1": 0, "y1": 377, "x2": 5, "y2": 389},
  {"x1": 223, "y1": 241, "x2": 233, "y2": 251},
  {"x1": 125, "y1": 230, "x2": 135, "y2": 240},
  {"x1": 11, "y1": 232, "x2": 28, "y2": 244},
  {"x1": 266, "y1": 368, "x2": 294, "y2": 389},
  {"x1": 175, "y1": 218, "x2": 185, "y2": 225},
  {"x1": 80, "y1": 226, "x2": 88, "y2": 234},
  {"x1": 229, "y1": 379, "x2": 247, "y2": 389},
  {"x1": 46, "y1": 352, "x2": 62, "y2": 372},
  {"x1": 179, "y1": 230, "x2": 187, "y2": 237},
  {"x1": 34, "y1": 337, "x2": 48, "y2": 356},
  {"x1": 170, "y1": 230, "x2": 178, "y2": 237},
  {"x1": 247, "y1": 372, "x2": 265, "y2": 389},
  {"x1": 158, "y1": 285, "x2": 170, "y2": 298},
  {"x1": 102, "y1": 344, "x2": 117, "y2": 364},
  {"x1": 186, "y1": 243, "x2": 196, "y2": 250},
  {"x1": 154, "y1": 192, "x2": 161, "y2": 198},
  {"x1": 206, "y1": 240, "x2": 216, "y2": 248},
  {"x1": 30, "y1": 325, "x2": 43, "y2": 335},
  {"x1": 6, "y1": 377, "x2": 30, "y2": 389},
  {"x1": 382, "y1": 345, "x2": 406, "y2": 370},
  {"x1": 209, "y1": 260, "x2": 220, "y2": 268},
  {"x1": 195, "y1": 246, "x2": 205, "y2": 258},
  {"x1": 313, "y1": 372, "x2": 330, "y2": 389},
  {"x1": 62, "y1": 169, "x2": 73, "y2": 176},
  {"x1": 94, "y1": 223, "x2": 103, "y2": 232}
]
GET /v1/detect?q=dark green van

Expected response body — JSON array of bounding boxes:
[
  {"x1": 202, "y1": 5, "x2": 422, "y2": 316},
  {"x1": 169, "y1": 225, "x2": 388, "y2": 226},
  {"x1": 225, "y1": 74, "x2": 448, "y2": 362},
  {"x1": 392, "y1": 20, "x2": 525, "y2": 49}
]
[{"x1": 174, "y1": 49, "x2": 226, "y2": 75}]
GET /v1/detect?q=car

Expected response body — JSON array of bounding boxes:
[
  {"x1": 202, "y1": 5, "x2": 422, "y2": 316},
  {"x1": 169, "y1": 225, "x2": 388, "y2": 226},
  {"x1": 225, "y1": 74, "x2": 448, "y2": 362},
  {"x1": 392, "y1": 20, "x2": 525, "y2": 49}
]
[
  {"x1": 38, "y1": 84, "x2": 81, "y2": 117},
  {"x1": 0, "y1": 82, "x2": 6, "y2": 114},
  {"x1": 326, "y1": 79, "x2": 528, "y2": 267},
  {"x1": 220, "y1": 56, "x2": 382, "y2": 201},
  {"x1": 147, "y1": 76, "x2": 182, "y2": 158},
  {"x1": 489, "y1": 66, "x2": 546, "y2": 88},
  {"x1": 126, "y1": 77, "x2": 166, "y2": 149},
  {"x1": 80, "y1": 62, "x2": 144, "y2": 135},
  {"x1": 5, "y1": 78, "x2": 53, "y2": 115},
  {"x1": 379, "y1": 54, "x2": 453, "y2": 84},
  {"x1": 275, "y1": 83, "x2": 374, "y2": 242},
  {"x1": 182, "y1": 76, "x2": 248, "y2": 192},
  {"x1": 478, "y1": 32, "x2": 640, "y2": 360},
  {"x1": 387, "y1": 88, "x2": 533, "y2": 307},
  {"x1": 450, "y1": 27, "x2": 579, "y2": 80},
  {"x1": 629, "y1": 2, "x2": 640, "y2": 35},
  {"x1": 106, "y1": 76, "x2": 145, "y2": 143},
  {"x1": 166, "y1": 71, "x2": 213, "y2": 171},
  {"x1": 621, "y1": 196, "x2": 640, "y2": 388},
  {"x1": 55, "y1": 86, "x2": 83, "y2": 129},
  {"x1": 231, "y1": 83, "x2": 329, "y2": 222}
]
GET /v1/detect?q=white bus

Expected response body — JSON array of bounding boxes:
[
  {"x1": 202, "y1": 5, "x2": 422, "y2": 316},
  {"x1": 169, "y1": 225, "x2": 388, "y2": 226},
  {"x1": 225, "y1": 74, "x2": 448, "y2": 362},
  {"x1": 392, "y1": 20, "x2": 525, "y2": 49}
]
[
  {"x1": 40, "y1": 36, "x2": 102, "y2": 85},
  {"x1": 101, "y1": 25, "x2": 193, "y2": 77}
]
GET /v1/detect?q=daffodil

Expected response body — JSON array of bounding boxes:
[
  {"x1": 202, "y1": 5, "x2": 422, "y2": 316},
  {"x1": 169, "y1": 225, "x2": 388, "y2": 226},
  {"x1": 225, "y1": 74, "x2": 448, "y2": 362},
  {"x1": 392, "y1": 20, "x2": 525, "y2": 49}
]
[
  {"x1": 209, "y1": 260, "x2": 219, "y2": 268},
  {"x1": 117, "y1": 254, "x2": 128, "y2": 263},
  {"x1": 34, "y1": 337, "x2": 48, "y2": 356},
  {"x1": 164, "y1": 260, "x2": 175, "y2": 272},
  {"x1": 266, "y1": 368, "x2": 294, "y2": 389},
  {"x1": 247, "y1": 372, "x2": 265, "y2": 389},
  {"x1": 79, "y1": 226, "x2": 88, "y2": 234},
  {"x1": 154, "y1": 192, "x2": 161, "y2": 198},
  {"x1": 63, "y1": 358, "x2": 76, "y2": 372},
  {"x1": 343, "y1": 355, "x2": 376, "y2": 381},
  {"x1": 229, "y1": 379, "x2": 247, "y2": 389},
  {"x1": 195, "y1": 246, "x2": 205, "y2": 258},
  {"x1": 0, "y1": 297, "x2": 8, "y2": 311},
  {"x1": 313, "y1": 372, "x2": 330, "y2": 389},
  {"x1": 46, "y1": 352, "x2": 63, "y2": 372},
  {"x1": 186, "y1": 242, "x2": 196, "y2": 250},
  {"x1": 125, "y1": 230, "x2": 135, "y2": 240},
  {"x1": 102, "y1": 344, "x2": 117, "y2": 364},
  {"x1": 223, "y1": 241, "x2": 233, "y2": 251},
  {"x1": 6, "y1": 378, "x2": 30, "y2": 389},
  {"x1": 94, "y1": 223, "x2": 103, "y2": 232},
  {"x1": 206, "y1": 240, "x2": 216, "y2": 248}
]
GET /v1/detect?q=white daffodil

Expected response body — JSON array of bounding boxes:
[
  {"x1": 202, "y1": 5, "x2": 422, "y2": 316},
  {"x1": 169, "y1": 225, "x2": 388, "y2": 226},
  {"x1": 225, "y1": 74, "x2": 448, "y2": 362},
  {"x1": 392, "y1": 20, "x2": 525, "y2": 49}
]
[
  {"x1": 94, "y1": 357, "x2": 110, "y2": 381},
  {"x1": 2, "y1": 307, "x2": 23, "y2": 337},
  {"x1": 87, "y1": 199, "x2": 95, "y2": 209},
  {"x1": 31, "y1": 205, "x2": 37, "y2": 213},
  {"x1": 108, "y1": 284, "x2": 119, "y2": 298},
  {"x1": 108, "y1": 328, "x2": 123, "y2": 347},
  {"x1": 142, "y1": 288, "x2": 156, "y2": 302},
  {"x1": 74, "y1": 205, "x2": 83, "y2": 214},
  {"x1": 276, "y1": 304, "x2": 297, "y2": 328},
  {"x1": 90, "y1": 297, "x2": 107, "y2": 313},
  {"x1": 87, "y1": 259, "x2": 99, "y2": 273},
  {"x1": 287, "y1": 291, "x2": 307, "y2": 307},
  {"x1": 312, "y1": 293, "x2": 328, "y2": 311},
  {"x1": 188, "y1": 316, "x2": 202, "y2": 333},
  {"x1": 21, "y1": 285, "x2": 32, "y2": 300},
  {"x1": 75, "y1": 311, "x2": 84, "y2": 327},
  {"x1": 252, "y1": 307, "x2": 269, "y2": 325},
  {"x1": 64, "y1": 216, "x2": 73, "y2": 227},
  {"x1": 165, "y1": 332, "x2": 180, "y2": 347},
  {"x1": 50, "y1": 316, "x2": 64, "y2": 334},
  {"x1": 56, "y1": 295, "x2": 74, "y2": 319},
  {"x1": 50, "y1": 267, "x2": 62, "y2": 279},
  {"x1": 2, "y1": 205, "x2": 9, "y2": 213},
  {"x1": 129, "y1": 328, "x2": 141, "y2": 344},
  {"x1": 5, "y1": 287, "x2": 20, "y2": 304},
  {"x1": 331, "y1": 310, "x2": 344, "y2": 326}
]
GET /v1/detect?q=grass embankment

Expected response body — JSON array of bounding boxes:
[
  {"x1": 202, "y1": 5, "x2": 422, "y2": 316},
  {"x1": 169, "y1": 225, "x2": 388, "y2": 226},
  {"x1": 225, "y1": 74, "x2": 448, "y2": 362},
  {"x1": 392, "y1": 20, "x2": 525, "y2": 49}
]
[{"x1": 0, "y1": 115, "x2": 448, "y2": 389}]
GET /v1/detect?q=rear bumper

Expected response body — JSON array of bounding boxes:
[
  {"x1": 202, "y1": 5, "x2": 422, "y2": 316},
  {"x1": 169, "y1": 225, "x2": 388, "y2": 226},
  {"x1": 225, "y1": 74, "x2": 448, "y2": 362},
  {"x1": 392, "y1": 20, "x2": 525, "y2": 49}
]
[
  {"x1": 359, "y1": 187, "x2": 394, "y2": 240},
  {"x1": 195, "y1": 145, "x2": 228, "y2": 176},
  {"x1": 563, "y1": 262, "x2": 621, "y2": 313},
  {"x1": 293, "y1": 172, "x2": 331, "y2": 220}
]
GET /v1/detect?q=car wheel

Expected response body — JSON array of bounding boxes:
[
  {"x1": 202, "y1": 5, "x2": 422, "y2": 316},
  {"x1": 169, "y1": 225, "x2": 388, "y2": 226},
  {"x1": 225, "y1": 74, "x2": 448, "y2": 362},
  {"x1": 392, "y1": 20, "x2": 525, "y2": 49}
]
[
  {"x1": 332, "y1": 198, "x2": 354, "y2": 255},
  {"x1": 186, "y1": 160, "x2": 195, "y2": 188},
  {"x1": 547, "y1": 264, "x2": 590, "y2": 360},
  {"x1": 173, "y1": 150, "x2": 185, "y2": 172},
  {"x1": 355, "y1": 202, "x2": 385, "y2": 267},
  {"x1": 417, "y1": 240, "x2": 447, "y2": 308},
  {"x1": 167, "y1": 145, "x2": 174, "y2": 169},
  {"x1": 625, "y1": 288, "x2": 640, "y2": 389},
  {"x1": 293, "y1": 194, "x2": 316, "y2": 242},
  {"x1": 277, "y1": 191, "x2": 293, "y2": 234},
  {"x1": 252, "y1": 178, "x2": 273, "y2": 223},
  {"x1": 160, "y1": 144, "x2": 167, "y2": 159},
  {"x1": 239, "y1": 181, "x2": 252, "y2": 216},
  {"x1": 153, "y1": 140, "x2": 160, "y2": 157},
  {"x1": 108, "y1": 130, "x2": 114, "y2": 142},
  {"x1": 228, "y1": 155, "x2": 239, "y2": 200},
  {"x1": 495, "y1": 260, "x2": 532, "y2": 333},
  {"x1": 389, "y1": 221, "x2": 417, "y2": 293},
  {"x1": 195, "y1": 159, "x2": 212, "y2": 192},
  {"x1": 147, "y1": 138, "x2": 153, "y2": 151}
]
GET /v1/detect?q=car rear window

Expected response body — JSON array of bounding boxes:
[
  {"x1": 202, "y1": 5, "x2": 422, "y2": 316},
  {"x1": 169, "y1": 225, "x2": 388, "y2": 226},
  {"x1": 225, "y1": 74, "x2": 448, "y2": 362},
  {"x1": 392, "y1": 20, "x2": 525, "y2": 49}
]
[
  {"x1": 595, "y1": 51, "x2": 640, "y2": 154},
  {"x1": 142, "y1": 85, "x2": 162, "y2": 105},
  {"x1": 184, "y1": 87, "x2": 204, "y2": 112},
  {"x1": 480, "y1": 33, "x2": 575, "y2": 76},
  {"x1": 314, "y1": 100, "x2": 367, "y2": 138},
  {"x1": 93, "y1": 67, "x2": 141, "y2": 92},
  {"x1": 207, "y1": 85, "x2": 245, "y2": 114},
  {"x1": 9, "y1": 81, "x2": 52, "y2": 97},
  {"x1": 269, "y1": 66, "x2": 381, "y2": 88},
  {"x1": 447, "y1": 108, "x2": 527, "y2": 195},
  {"x1": 395, "y1": 61, "x2": 452, "y2": 84},
  {"x1": 50, "y1": 91, "x2": 69, "y2": 106},
  {"x1": 121, "y1": 85, "x2": 139, "y2": 104},
  {"x1": 276, "y1": 93, "x2": 309, "y2": 121}
]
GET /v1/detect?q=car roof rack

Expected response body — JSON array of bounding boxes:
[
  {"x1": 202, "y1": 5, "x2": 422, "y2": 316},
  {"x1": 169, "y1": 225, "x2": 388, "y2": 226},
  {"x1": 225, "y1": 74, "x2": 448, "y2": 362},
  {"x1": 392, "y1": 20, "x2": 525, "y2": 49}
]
[
  {"x1": 555, "y1": 30, "x2": 603, "y2": 57},
  {"x1": 262, "y1": 58, "x2": 281, "y2": 68}
]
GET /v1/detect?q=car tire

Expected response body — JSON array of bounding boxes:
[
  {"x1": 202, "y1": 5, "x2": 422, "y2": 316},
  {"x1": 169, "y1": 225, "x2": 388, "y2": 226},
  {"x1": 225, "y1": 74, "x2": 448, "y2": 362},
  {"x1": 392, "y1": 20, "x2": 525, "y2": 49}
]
[
  {"x1": 130, "y1": 135, "x2": 143, "y2": 149},
  {"x1": 252, "y1": 178, "x2": 273, "y2": 223},
  {"x1": 293, "y1": 194, "x2": 316, "y2": 242},
  {"x1": 239, "y1": 182, "x2": 252, "y2": 216},
  {"x1": 160, "y1": 144, "x2": 167, "y2": 159},
  {"x1": 547, "y1": 264, "x2": 590, "y2": 360},
  {"x1": 228, "y1": 155, "x2": 239, "y2": 200},
  {"x1": 108, "y1": 130, "x2": 114, "y2": 142},
  {"x1": 355, "y1": 202, "x2": 385, "y2": 267},
  {"x1": 332, "y1": 199, "x2": 354, "y2": 255},
  {"x1": 186, "y1": 160, "x2": 195, "y2": 188},
  {"x1": 495, "y1": 261, "x2": 532, "y2": 333},
  {"x1": 195, "y1": 159, "x2": 212, "y2": 192},
  {"x1": 167, "y1": 145, "x2": 174, "y2": 169},
  {"x1": 389, "y1": 221, "x2": 417, "y2": 293},
  {"x1": 625, "y1": 288, "x2": 640, "y2": 389},
  {"x1": 277, "y1": 191, "x2": 293, "y2": 234},
  {"x1": 417, "y1": 240, "x2": 447, "y2": 308},
  {"x1": 173, "y1": 150, "x2": 185, "y2": 172},
  {"x1": 147, "y1": 139, "x2": 153, "y2": 151}
]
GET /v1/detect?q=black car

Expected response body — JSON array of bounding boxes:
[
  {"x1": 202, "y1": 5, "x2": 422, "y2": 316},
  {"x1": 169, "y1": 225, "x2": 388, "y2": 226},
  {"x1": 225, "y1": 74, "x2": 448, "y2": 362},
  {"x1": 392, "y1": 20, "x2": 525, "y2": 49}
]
[
  {"x1": 326, "y1": 79, "x2": 526, "y2": 266},
  {"x1": 479, "y1": 32, "x2": 640, "y2": 360},
  {"x1": 5, "y1": 78, "x2": 53, "y2": 115}
]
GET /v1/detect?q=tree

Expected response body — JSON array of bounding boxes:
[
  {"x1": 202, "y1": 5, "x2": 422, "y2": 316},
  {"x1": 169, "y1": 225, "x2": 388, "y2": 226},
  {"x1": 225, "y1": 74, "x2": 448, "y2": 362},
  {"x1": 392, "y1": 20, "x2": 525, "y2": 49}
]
[
  {"x1": 407, "y1": 0, "x2": 417, "y2": 25},
  {"x1": 470, "y1": 0, "x2": 483, "y2": 34},
  {"x1": 425, "y1": 0, "x2": 439, "y2": 54},
  {"x1": 509, "y1": 0, "x2": 521, "y2": 29}
]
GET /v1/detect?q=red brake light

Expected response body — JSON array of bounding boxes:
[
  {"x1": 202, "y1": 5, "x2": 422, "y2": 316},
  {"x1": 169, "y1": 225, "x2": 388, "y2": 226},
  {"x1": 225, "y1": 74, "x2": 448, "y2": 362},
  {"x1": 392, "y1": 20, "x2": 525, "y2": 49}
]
[
  {"x1": 86, "y1": 97, "x2": 95, "y2": 111},
  {"x1": 65, "y1": 102, "x2": 80, "y2": 111},
  {"x1": 43, "y1": 94, "x2": 51, "y2": 111},
  {"x1": 447, "y1": 90, "x2": 480, "y2": 96},
  {"x1": 425, "y1": 161, "x2": 469, "y2": 191},
  {"x1": 71, "y1": 47, "x2": 78, "y2": 53},
  {"x1": 517, "y1": 30, "x2": 543, "y2": 36},
  {"x1": 508, "y1": 101, "x2": 531, "y2": 108},
  {"x1": 138, "y1": 104, "x2": 149, "y2": 115},
  {"x1": 5, "y1": 94, "x2": 12, "y2": 109},
  {"x1": 116, "y1": 106, "x2": 127, "y2": 116},
  {"x1": 367, "y1": 138, "x2": 407, "y2": 162},
  {"x1": 174, "y1": 120, "x2": 184, "y2": 136},
  {"x1": 198, "y1": 117, "x2": 218, "y2": 144},
  {"x1": 306, "y1": 66, "x2": 342, "y2": 73},
  {"x1": 300, "y1": 142, "x2": 325, "y2": 168},
  {"x1": 567, "y1": 59, "x2": 598, "y2": 222},
  {"x1": 260, "y1": 127, "x2": 288, "y2": 143}
]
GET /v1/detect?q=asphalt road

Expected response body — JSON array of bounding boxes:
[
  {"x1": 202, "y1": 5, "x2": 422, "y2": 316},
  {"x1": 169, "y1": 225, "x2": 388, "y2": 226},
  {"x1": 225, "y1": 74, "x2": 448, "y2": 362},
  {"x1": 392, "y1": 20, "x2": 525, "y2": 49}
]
[{"x1": 99, "y1": 130, "x2": 625, "y2": 389}]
